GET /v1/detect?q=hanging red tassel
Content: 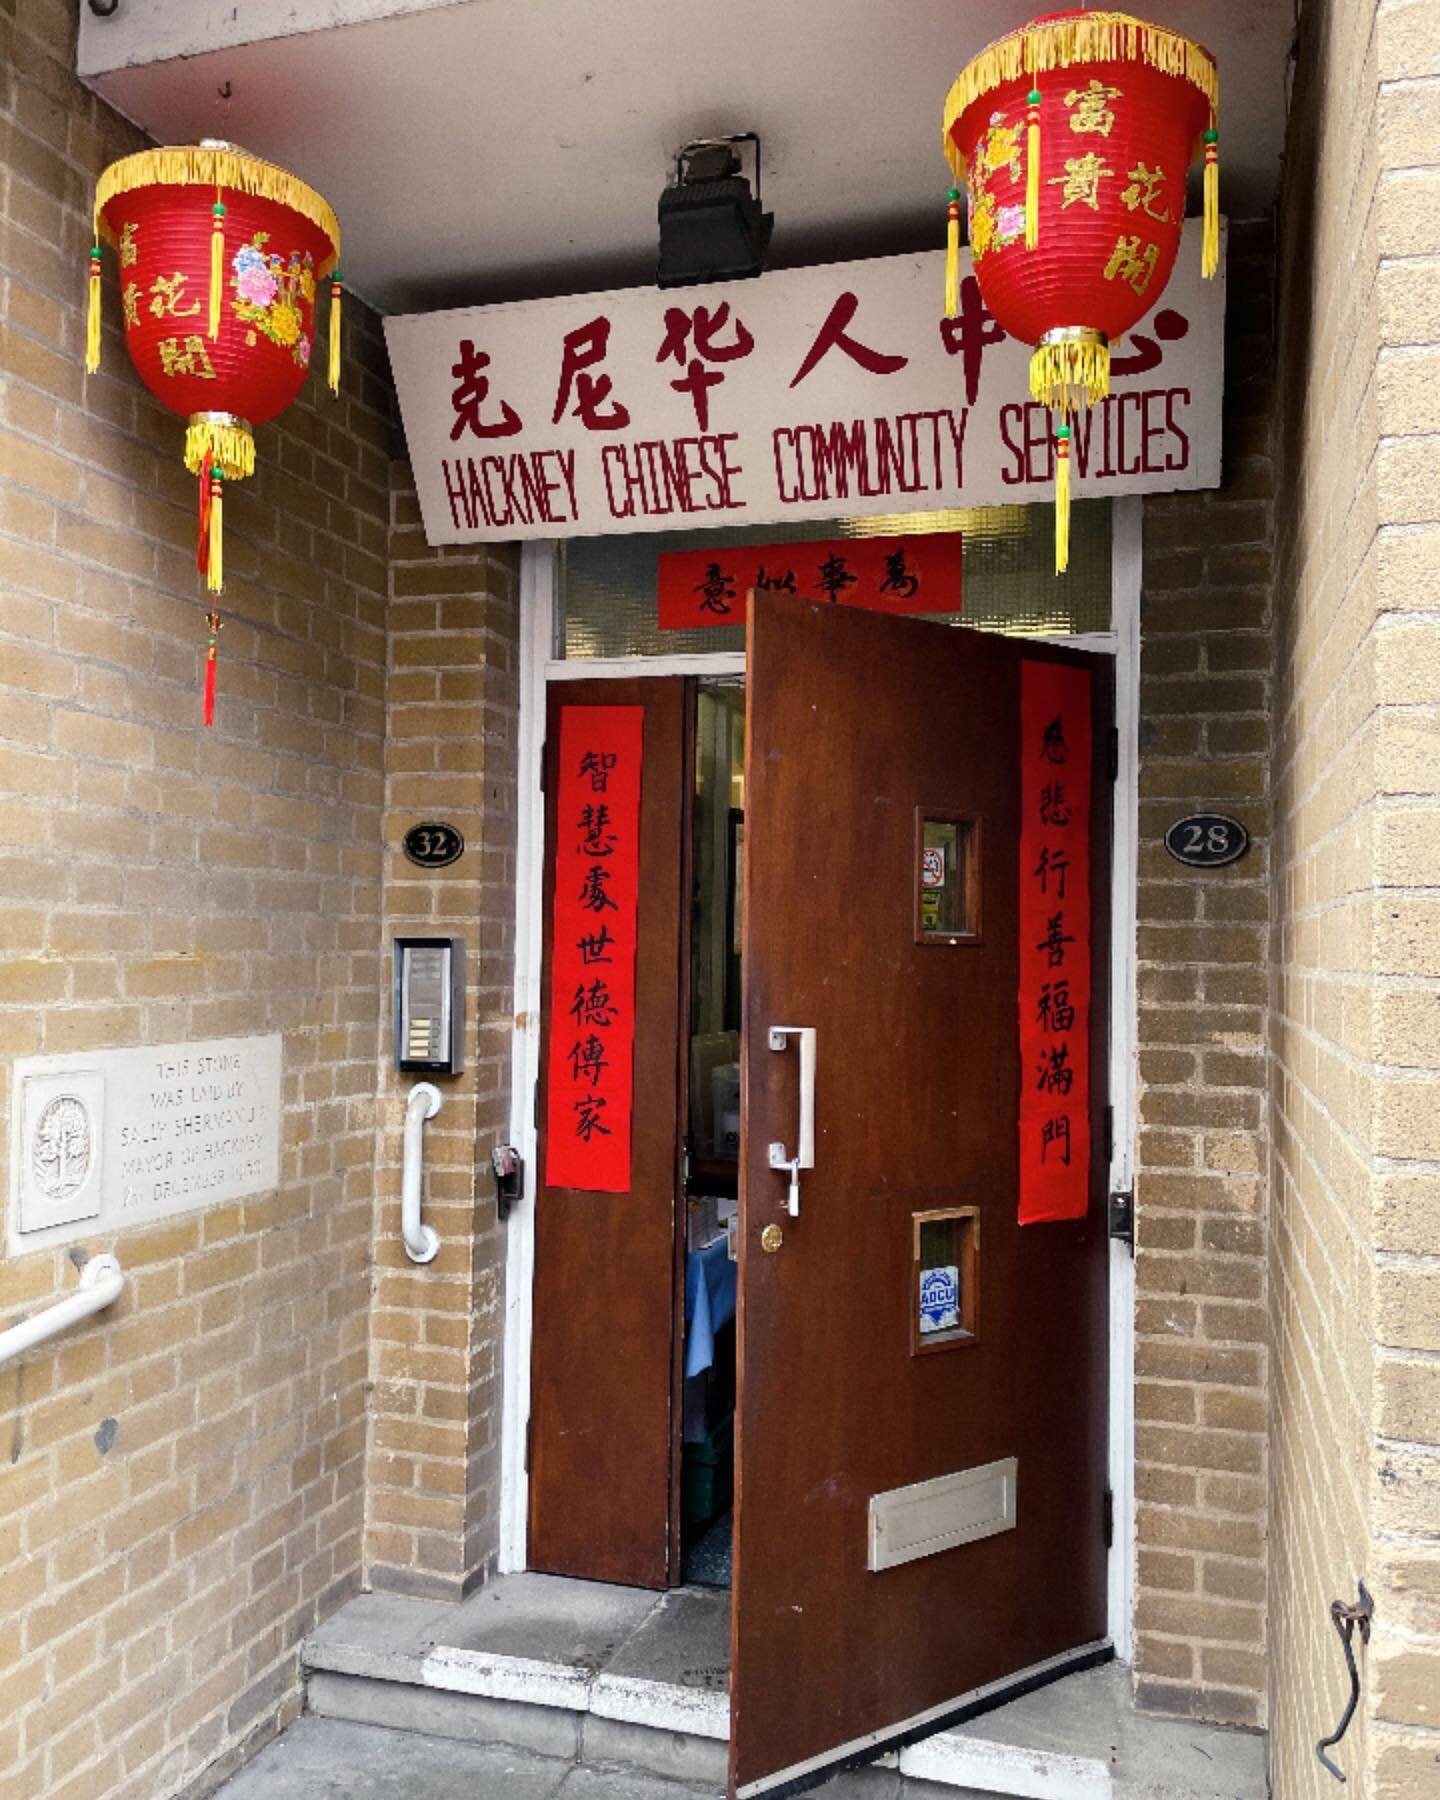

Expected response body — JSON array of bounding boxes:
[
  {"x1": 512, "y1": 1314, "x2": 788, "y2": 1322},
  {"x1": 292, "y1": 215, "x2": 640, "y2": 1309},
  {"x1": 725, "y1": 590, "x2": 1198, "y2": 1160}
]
[
  {"x1": 203, "y1": 607, "x2": 220, "y2": 728},
  {"x1": 197, "y1": 450, "x2": 214, "y2": 578}
]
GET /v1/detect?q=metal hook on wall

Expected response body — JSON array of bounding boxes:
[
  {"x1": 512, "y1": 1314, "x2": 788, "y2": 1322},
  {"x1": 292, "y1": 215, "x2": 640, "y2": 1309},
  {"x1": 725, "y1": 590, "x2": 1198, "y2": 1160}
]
[{"x1": 1315, "y1": 1581, "x2": 1373, "y2": 1782}]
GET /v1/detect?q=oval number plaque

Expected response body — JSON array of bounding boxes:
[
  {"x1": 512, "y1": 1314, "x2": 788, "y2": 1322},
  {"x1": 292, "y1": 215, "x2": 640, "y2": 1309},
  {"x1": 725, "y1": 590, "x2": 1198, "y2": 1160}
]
[
  {"x1": 1164, "y1": 813, "x2": 1249, "y2": 869},
  {"x1": 403, "y1": 821, "x2": 465, "y2": 869}
]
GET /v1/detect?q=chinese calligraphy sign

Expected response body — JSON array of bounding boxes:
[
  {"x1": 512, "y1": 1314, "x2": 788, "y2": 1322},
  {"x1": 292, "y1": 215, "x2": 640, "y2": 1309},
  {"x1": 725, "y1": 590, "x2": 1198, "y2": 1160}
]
[
  {"x1": 544, "y1": 706, "x2": 644, "y2": 1193},
  {"x1": 657, "y1": 534, "x2": 961, "y2": 631},
  {"x1": 383, "y1": 242, "x2": 1224, "y2": 545},
  {"x1": 1018, "y1": 661, "x2": 1092, "y2": 1225}
]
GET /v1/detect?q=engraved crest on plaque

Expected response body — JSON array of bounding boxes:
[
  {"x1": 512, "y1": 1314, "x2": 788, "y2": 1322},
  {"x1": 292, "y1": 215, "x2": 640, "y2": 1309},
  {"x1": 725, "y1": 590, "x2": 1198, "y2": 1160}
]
[
  {"x1": 33, "y1": 1095, "x2": 93, "y2": 1201},
  {"x1": 15, "y1": 1067, "x2": 106, "y2": 1239}
]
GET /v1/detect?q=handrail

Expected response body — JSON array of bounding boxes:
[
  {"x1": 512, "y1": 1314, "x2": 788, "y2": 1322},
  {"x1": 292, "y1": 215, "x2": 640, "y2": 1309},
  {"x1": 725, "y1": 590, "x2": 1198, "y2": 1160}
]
[
  {"x1": 402, "y1": 1082, "x2": 442, "y2": 1264},
  {"x1": 0, "y1": 1255, "x2": 124, "y2": 1371}
]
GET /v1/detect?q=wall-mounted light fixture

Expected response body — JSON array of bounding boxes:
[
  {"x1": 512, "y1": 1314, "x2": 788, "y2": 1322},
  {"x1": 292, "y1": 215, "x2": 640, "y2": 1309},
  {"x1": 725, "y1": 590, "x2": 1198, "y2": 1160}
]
[{"x1": 658, "y1": 133, "x2": 772, "y2": 288}]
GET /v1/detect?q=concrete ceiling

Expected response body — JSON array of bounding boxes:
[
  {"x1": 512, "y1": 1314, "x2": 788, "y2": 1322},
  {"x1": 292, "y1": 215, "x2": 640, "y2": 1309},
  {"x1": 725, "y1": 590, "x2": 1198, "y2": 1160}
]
[{"x1": 82, "y1": 0, "x2": 1294, "y2": 315}]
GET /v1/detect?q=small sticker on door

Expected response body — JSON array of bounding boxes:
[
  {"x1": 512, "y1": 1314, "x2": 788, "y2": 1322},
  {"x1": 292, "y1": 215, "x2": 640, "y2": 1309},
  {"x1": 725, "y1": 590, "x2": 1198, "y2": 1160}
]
[
  {"x1": 919, "y1": 1264, "x2": 961, "y2": 1335},
  {"x1": 921, "y1": 847, "x2": 946, "y2": 889}
]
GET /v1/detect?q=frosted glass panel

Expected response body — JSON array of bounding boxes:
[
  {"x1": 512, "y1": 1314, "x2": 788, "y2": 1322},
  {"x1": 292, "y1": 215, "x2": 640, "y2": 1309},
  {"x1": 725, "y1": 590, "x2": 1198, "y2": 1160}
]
[{"x1": 557, "y1": 502, "x2": 1110, "y2": 657}]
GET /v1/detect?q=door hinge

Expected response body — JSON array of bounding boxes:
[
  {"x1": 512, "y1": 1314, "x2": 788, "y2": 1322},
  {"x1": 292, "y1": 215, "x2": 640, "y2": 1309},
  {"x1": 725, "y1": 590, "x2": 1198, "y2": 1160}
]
[
  {"x1": 1110, "y1": 726, "x2": 1120, "y2": 783},
  {"x1": 532, "y1": 1078, "x2": 540, "y2": 1132},
  {"x1": 1108, "y1": 1188, "x2": 1134, "y2": 1252},
  {"x1": 1103, "y1": 1487, "x2": 1115, "y2": 1549},
  {"x1": 525, "y1": 1412, "x2": 533, "y2": 1475},
  {"x1": 538, "y1": 743, "x2": 547, "y2": 794},
  {"x1": 1103, "y1": 1104, "x2": 1114, "y2": 1167}
]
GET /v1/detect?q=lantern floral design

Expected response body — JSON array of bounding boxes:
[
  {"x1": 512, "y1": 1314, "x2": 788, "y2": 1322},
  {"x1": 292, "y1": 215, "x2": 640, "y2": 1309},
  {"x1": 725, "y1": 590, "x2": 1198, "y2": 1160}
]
[
  {"x1": 943, "y1": 11, "x2": 1219, "y2": 569},
  {"x1": 86, "y1": 143, "x2": 342, "y2": 721}
]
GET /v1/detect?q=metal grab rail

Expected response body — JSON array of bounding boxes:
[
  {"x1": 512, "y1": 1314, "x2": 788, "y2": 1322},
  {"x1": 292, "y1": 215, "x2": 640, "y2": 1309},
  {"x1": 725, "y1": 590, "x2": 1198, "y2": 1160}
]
[
  {"x1": 0, "y1": 1255, "x2": 125, "y2": 1371},
  {"x1": 401, "y1": 1082, "x2": 442, "y2": 1264}
]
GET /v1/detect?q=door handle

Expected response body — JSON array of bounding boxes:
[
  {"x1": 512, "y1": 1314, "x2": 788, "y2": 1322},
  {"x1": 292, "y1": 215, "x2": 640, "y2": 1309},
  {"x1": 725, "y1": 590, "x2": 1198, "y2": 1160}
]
[{"x1": 767, "y1": 1026, "x2": 815, "y2": 1216}]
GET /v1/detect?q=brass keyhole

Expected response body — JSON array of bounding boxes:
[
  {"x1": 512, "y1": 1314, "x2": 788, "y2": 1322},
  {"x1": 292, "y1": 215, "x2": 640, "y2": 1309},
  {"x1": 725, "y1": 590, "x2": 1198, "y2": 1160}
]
[{"x1": 760, "y1": 1224, "x2": 784, "y2": 1254}]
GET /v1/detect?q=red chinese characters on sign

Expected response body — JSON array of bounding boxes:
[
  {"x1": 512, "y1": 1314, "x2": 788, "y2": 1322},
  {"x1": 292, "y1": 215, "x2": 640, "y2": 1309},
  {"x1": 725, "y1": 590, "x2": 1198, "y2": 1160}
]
[
  {"x1": 544, "y1": 706, "x2": 644, "y2": 1193},
  {"x1": 658, "y1": 534, "x2": 962, "y2": 630},
  {"x1": 1018, "y1": 661, "x2": 1092, "y2": 1225}
]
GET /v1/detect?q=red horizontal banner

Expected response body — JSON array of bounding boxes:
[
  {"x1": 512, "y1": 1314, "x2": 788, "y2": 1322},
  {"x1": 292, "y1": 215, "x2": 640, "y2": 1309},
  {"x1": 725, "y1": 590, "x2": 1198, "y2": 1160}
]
[
  {"x1": 1018, "y1": 660, "x2": 1092, "y2": 1226},
  {"x1": 544, "y1": 705, "x2": 644, "y2": 1194},
  {"x1": 658, "y1": 533, "x2": 962, "y2": 630}
]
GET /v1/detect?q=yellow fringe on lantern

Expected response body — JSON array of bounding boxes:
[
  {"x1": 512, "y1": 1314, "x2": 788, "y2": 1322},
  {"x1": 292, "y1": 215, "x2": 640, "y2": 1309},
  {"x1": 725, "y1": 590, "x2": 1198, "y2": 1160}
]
[
  {"x1": 184, "y1": 415, "x2": 255, "y2": 482},
  {"x1": 209, "y1": 191, "x2": 224, "y2": 341},
  {"x1": 207, "y1": 483, "x2": 223, "y2": 595},
  {"x1": 85, "y1": 256, "x2": 102, "y2": 375},
  {"x1": 1203, "y1": 136, "x2": 1221, "y2": 278},
  {"x1": 95, "y1": 145, "x2": 340, "y2": 273},
  {"x1": 328, "y1": 281, "x2": 342, "y2": 397},
  {"x1": 942, "y1": 12, "x2": 1219, "y2": 179},
  {"x1": 1055, "y1": 426, "x2": 1072, "y2": 576},
  {"x1": 1030, "y1": 336, "x2": 1110, "y2": 413},
  {"x1": 1025, "y1": 110, "x2": 1040, "y2": 250}
]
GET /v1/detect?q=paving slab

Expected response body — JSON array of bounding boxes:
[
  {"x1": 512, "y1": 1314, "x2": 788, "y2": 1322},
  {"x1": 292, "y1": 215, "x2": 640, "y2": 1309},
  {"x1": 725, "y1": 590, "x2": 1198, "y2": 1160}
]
[
  {"x1": 216, "y1": 1717, "x2": 571, "y2": 1799},
  {"x1": 429, "y1": 1571, "x2": 660, "y2": 1672},
  {"x1": 603, "y1": 1586, "x2": 732, "y2": 1695}
]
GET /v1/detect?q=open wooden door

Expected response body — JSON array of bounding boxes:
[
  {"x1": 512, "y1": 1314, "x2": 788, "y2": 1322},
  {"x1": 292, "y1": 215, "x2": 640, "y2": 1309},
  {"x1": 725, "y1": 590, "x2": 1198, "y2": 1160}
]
[
  {"x1": 528, "y1": 677, "x2": 689, "y2": 1589},
  {"x1": 731, "y1": 596, "x2": 1113, "y2": 1795}
]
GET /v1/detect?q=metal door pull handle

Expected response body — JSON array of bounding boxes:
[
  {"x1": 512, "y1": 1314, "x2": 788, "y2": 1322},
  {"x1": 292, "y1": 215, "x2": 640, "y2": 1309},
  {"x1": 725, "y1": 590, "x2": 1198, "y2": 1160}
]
[
  {"x1": 1315, "y1": 1582, "x2": 1372, "y2": 1782},
  {"x1": 767, "y1": 1026, "x2": 815, "y2": 1216}
]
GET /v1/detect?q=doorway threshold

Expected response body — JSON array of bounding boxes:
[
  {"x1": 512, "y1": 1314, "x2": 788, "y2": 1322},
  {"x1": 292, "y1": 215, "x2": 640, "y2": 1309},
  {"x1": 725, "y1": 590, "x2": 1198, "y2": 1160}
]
[{"x1": 303, "y1": 1574, "x2": 1266, "y2": 1800}]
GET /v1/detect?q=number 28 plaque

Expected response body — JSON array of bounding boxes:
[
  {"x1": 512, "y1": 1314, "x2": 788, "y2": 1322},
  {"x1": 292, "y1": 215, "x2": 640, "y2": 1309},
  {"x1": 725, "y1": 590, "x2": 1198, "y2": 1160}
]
[{"x1": 1164, "y1": 813, "x2": 1249, "y2": 868}]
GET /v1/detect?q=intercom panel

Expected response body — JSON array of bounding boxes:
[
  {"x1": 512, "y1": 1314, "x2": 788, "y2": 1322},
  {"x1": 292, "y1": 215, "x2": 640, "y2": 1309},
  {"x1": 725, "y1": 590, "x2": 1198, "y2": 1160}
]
[{"x1": 394, "y1": 937, "x2": 465, "y2": 1075}]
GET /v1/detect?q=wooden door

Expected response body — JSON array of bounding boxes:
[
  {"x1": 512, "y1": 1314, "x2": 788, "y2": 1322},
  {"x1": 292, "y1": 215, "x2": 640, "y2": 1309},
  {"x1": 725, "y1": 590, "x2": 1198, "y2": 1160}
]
[
  {"x1": 731, "y1": 597, "x2": 1112, "y2": 1796},
  {"x1": 528, "y1": 678, "x2": 689, "y2": 1589}
]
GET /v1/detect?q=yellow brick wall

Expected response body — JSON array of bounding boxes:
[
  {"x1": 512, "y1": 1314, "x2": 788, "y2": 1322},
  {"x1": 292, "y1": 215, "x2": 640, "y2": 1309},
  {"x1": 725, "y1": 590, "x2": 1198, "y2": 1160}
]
[
  {"x1": 0, "y1": 1, "x2": 393, "y2": 1793},
  {"x1": 1270, "y1": 2, "x2": 1440, "y2": 1795},
  {"x1": 1131, "y1": 221, "x2": 1274, "y2": 1730},
  {"x1": 363, "y1": 467, "x2": 519, "y2": 1601}
]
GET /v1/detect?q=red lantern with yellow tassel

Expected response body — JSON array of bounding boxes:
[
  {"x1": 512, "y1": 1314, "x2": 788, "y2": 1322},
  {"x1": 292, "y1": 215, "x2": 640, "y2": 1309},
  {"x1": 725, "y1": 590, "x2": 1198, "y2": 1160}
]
[
  {"x1": 87, "y1": 142, "x2": 342, "y2": 721},
  {"x1": 943, "y1": 11, "x2": 1218, "y2": 570}
]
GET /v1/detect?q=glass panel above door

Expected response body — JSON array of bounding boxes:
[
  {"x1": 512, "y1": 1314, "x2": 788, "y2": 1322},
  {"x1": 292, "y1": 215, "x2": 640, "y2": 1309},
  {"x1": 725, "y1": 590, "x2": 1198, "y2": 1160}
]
[{"x1": 556, "y1": 501, "x2": 1111, "y2": 658}]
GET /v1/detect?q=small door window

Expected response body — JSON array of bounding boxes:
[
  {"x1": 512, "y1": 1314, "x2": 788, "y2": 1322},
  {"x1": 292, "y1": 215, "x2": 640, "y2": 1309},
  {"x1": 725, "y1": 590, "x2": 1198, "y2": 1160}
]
[
  {"x1": 912, "y1": 1208, "x2": 979, "y2": 1354},
  {"x1": 916, "y1": 811, "x2": 981, "y2": 945}
]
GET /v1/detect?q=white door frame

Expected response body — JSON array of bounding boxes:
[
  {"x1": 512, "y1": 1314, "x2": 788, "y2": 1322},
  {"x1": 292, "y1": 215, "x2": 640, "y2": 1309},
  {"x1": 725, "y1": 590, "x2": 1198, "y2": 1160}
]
[{"x1": 498, "y1": 499, "x2": 1140, "y2": 1662}]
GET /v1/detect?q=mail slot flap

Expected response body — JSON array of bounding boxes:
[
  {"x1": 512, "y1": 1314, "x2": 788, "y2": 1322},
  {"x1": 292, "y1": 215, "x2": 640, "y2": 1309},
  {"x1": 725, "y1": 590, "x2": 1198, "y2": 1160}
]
[{"x1": 867, "y1": 1456, "x2": 1017, "y2": 1573}]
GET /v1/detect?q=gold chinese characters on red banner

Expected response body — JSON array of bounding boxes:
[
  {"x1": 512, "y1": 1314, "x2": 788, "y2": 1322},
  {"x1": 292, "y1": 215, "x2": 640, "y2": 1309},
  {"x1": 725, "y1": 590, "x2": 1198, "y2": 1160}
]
[
  {"x1": 544, "y1": 706, "x2": 644, "y2": 1194},
  {"x1": 1018, "y1": 659, "x2": 1092, "y2": 1224},
  {"x1": 658, "y1": 534, "x2": 962, "y2": 630}
]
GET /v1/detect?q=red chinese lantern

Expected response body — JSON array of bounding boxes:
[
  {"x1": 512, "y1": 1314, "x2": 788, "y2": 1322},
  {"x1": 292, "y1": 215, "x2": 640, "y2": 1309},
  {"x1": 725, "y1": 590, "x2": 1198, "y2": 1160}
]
[
  {"x1": 943, "y1": 12, "x2": 1218, "y2": 569},
  {"x1": 87, "y1": 143, "x2": 342, "y2": 721}
]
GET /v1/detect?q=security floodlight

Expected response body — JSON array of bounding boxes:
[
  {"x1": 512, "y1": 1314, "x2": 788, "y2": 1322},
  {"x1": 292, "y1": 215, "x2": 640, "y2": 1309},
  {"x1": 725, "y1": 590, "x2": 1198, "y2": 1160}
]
[{"x1": 658, "y1": 133, "x2": 772, "y2": 288}]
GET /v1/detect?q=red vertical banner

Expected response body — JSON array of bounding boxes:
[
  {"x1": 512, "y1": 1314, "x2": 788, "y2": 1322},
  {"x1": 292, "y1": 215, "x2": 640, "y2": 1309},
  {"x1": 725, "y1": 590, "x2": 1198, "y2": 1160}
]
[
  {"x1": 544, "y1": 705, "x2": 644, "y2": 1193},
  {"x1": 1018, "y1": 661, "x2": 1092, "y2": 1224}
]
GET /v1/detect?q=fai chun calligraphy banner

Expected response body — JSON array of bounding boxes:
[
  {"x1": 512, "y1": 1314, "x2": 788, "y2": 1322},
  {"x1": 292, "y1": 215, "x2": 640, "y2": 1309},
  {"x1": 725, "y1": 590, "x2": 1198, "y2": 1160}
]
[
  {"x1": 1018, "y1": 661, "x2": 1093, "y2": 1226},
  {"x1": 385, "y1": 224, "x2": 1224, "y2": 545},
  {"x1": 657, "y1": 533, "x2": 961, "y2": 630},
  {"x1": 545, "y1": 705, "x2": 643, "y2": 1193}
]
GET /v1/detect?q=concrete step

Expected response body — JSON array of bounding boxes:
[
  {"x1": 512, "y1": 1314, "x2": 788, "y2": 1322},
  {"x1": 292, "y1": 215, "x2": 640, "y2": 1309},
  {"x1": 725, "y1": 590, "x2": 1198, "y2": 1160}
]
[{"x1": 301, "y1": 1575, "x2": 1267, "y2": 1800}]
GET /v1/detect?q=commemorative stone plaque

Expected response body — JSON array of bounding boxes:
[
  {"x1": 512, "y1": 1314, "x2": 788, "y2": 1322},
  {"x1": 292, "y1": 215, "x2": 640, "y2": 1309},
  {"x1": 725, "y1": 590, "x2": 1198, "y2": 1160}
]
[{"x1": 8, "y1": 1033, "x2": 282, "y2": 1256}]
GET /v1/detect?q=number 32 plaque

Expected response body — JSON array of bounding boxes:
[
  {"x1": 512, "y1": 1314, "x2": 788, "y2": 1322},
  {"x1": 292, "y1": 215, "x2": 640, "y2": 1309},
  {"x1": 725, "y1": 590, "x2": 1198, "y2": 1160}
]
[{"x1": 403, "y1": 821, "x2": 465, "y2": 869}]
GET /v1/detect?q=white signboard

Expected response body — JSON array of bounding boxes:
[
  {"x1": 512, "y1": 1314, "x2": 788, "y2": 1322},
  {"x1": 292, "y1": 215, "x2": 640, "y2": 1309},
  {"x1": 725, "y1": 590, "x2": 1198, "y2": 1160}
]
[
  {"x1": 386, "y1": 225, "x2": 1224, "y2": 546},
  {"x1": 8, "y1": 1034, "x2": 282, "y2": 1256}
]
